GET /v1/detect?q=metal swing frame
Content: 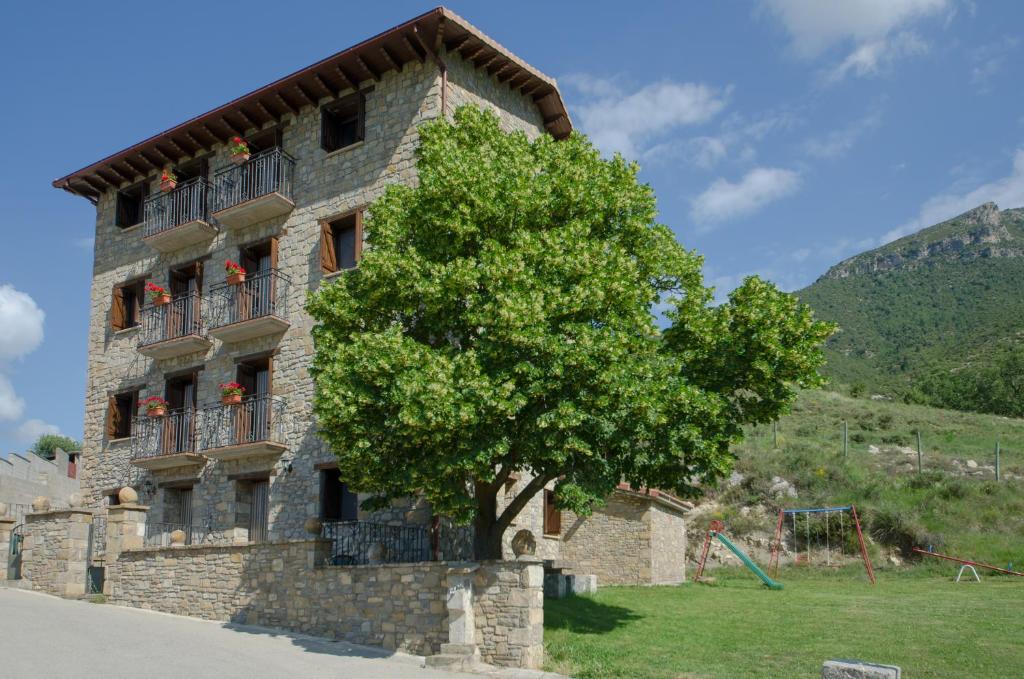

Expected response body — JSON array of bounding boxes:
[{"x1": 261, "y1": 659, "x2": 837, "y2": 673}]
[{"x1": 767, "y1": 505, "x2": 876, "y2": 584}]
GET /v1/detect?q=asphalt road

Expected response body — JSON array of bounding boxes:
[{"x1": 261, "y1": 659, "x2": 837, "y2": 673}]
[{"x1": 0, "y1": 588, "x2": 481, "y2": 679}]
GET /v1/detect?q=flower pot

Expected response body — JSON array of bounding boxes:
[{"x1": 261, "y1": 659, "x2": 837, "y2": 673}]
[
  {"x1": 147, "y1": 407, "x2": 166, "y2": 418},
  {"x1": 222, "y1": 393, "x2": 242, "y2": 406},
  {"x1": 152, "y1": 294, "x2": 171, "y2": 306},
  {"x1": 231, "y1": 152, "x2": 250, "y2": 165},
  {"x1": 160, "y1": 179, "x2": 177, "y2": 192},
  {"x1": 227, "y1": 272, "x2": 246, "y2": 286}
]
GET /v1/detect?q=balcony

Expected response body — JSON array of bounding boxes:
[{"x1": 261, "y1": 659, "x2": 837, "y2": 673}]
[
  {"x1": 130, "y1": 408, "x2": 207, "y2": 471},
  {"x1": 211, "y1": 148, "x2": 296, "y2": 229},
  {"x1": 142, "y1": 178, "x2": 217, "y2": 252},
  {"x1": 137, "y1": 293, "x2": 213, "y2": 360},
  {"x1": 199, "y1": 395, "x2": 287, "y2": 462},
  {"x1": 207, "y1": 270, "x2": 291, "y2": 344}
]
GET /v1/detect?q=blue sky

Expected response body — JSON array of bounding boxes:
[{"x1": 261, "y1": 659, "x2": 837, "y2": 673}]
[{"x1": 0, "y1": 0, "x2": 1022, "y2": 453}]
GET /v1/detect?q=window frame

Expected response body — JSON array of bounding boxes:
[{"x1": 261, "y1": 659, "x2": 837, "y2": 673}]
[
  {"x1": 111, "y1": 278, "x2": 146, "y2": 332},
  {"x1": 107, "y1": 389, "x2": 140, "y2": 440},
  {"x1": 543, "y1": 489, "x2": 561, "y2": 537},
  {"x1": 115, "y1": 181, "x2": 150, "y2": 229},
  {"x1": 319, "y1": 209, "x2": 363, "y2": 274},
  {"x1": 320, "y1": 91, "x2": 366, "y2": 153}
]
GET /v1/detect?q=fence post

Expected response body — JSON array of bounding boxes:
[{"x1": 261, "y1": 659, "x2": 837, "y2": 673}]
[
  {"x1": 921, "y1": 432, "x2": 929, "y2": 475},
  {"x1": 772, "y1": 421, "x2": 778, "y2": 449},
  {"x1": 995, "y1": 440, "x2": 1001, "y2": 482},
  {"x1": 843, "y1": 421, "x2": 848, "y2": 458}
]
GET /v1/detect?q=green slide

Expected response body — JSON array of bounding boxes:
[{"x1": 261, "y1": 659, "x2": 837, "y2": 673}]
[{"x1": 712, "y1": 531, "x2": 784, "y2": 590}]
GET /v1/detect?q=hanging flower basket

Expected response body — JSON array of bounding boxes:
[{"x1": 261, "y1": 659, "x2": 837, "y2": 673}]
[
  {"x1": 145, "y1": 282, "x2": 171, "y2": 306},
  {"x1": 140, "y1": 396, "x2": 170, "y2": 418},
  {"x1": 160, "y1": 169, "x2": 177, "y2": 192},
  {"x1": 225, "y1": 259, "x2": 246, "y2": 285},
  {"x1": 220, "y1": 382, "x2": 245, "y2": 405},
  {"x1": 229, "y1": 136, "x2": 250, "y2": 164}
]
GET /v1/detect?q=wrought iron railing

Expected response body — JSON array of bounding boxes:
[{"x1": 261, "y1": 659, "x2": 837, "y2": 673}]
[
  {"x1": 320, "y1": 521, "x2": 432, "y2": 566},
  {"x1": 131, "y1": 407, "x2": 198, "y2": 460},
  {"x1": 138, "y1": 292, "x2": 205, "y2": 347},
  {"x1": 207, "y1": 269, "x2": 291, "y2": 329},
  {"x1": 143, "y1": 177, "x2": 212, "y2": 237},
  {"x1": 143, "y1": 521, "x2": 227, "y2": 547},
  {"x1": 199, "y1": 395, "x2": 286, "y2": 451},
  {"x1": 212, "y1": 147, "x2": 295, "y2": 214}
]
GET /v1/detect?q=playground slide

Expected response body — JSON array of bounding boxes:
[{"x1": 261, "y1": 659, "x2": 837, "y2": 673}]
[{"x1": 712, "y1": 531, "x2": 784, "y2": 590}]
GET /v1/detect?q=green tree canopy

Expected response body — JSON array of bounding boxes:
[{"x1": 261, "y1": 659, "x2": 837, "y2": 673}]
[
  {"x1": 30, "y1": 433, "x2": 81, "y2": 459},
  {"x1": 308, "y1": 105, "x2": 834, "y2": 558}
]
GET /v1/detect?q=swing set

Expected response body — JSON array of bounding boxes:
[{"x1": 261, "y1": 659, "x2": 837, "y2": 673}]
[{"x1": 767, "y1": 505, "x2": 876, "y2": 585}]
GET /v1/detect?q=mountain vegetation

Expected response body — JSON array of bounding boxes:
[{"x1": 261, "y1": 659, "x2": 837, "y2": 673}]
[{"x1": 797, "y1": 202, "x2": 1024, "y2": 415}]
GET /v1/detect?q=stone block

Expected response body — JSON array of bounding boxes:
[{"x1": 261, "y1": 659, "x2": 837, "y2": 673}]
[{"x1": 822, "y1": 660, "x2": 901, "y2": 679}]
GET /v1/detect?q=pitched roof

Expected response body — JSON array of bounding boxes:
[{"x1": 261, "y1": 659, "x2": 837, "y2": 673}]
[{"x1": 52, "y1": 6, "x2": 571, "y2": 202}]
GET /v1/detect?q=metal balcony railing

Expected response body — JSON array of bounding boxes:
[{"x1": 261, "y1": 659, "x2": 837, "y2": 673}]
[
  {"x1": 143, "y1": 521, "x2": 229, "y2": 547},
  {"x1": 207, "y1": 269, "x2": 291, "y2": 328},
  {"x1": 318, "y1": 521, "x2": 476, "y2": 566},
  {"x1": 131, "y1": 407, "x2": 199, "y2": 460},
  {"x1": 138, "y1": 293, "x2": 205, "y2": 347},
  {"x1": 199, "y1": 395, "x2": 286, "y2": 451},
  {"x1": 143, "y1": 177, "x2": 212, "y2": 237},
  {"x1": 212, "y1": 147, "x2": 295, "y2": 214}
]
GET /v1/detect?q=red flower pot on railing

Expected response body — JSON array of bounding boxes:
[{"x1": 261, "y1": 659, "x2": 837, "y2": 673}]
[
  {"x1": 140, "y1": 396, "x2": 170, "y2": 418},
  {"x1": 229, "y1": 136, "x2": 250, "y2": 165},
  {"x1": 160, "y1": 168, "x2": 177, "y2": 193},
  {"x1": 225, "y1": 259, "x2": 246, "y2": 285},
  {"x1": 145, "y1": 282, "x2": 171, "y2": 306},
  {"x1": 220, "y1": 382, "x2": 245, "y2": 406}
]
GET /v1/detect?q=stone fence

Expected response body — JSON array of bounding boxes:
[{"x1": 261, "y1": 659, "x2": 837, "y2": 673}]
[{"x1": 2, "y1": 502, "x2": 543, "y2": 670}]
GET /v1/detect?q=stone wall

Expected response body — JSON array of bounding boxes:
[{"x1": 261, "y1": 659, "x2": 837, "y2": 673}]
[
  {"x1": 108, "y1": 539, "x2": 543, "y2": 668},
  {"x1": 561, "y1": 492, "x2": 653, "y2": 586},
  {"x1": 650, "y1": 502, "x2": 687, "y2": 584},
  {"x1": 21, "y1": 509, "x2": 93, "y2": 597},
  {"x1": 0, "y1": 451, "x2": 80, "y2": 508}
]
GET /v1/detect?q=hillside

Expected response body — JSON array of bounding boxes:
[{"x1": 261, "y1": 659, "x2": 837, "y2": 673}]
[
  {"x1": 797, "y1": 203, "x2": 1024, "y2": 411},
  {"x1": 692, "y1": 389, "x2": 1024, "y2": 569}
]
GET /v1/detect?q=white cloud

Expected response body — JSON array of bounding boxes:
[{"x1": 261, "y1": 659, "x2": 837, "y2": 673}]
[
  {"x1": 0, "y1": 375, "x2": 24, "y2": 421},
  {"x1": 0, "y1": 285, "x2": 45, "y2": 361},
  {"x1": 562, "y1": 75, "x2": 730, "y2": 159},
  {"x1": 825, "y1": 31, "x2": 929, "y2": 82},
  {"x1": 803, "y1": 107, "x2": 884, "y2": 159},
  {"x1": 969, "y1": 37, "x2": 1019, "y2": 93},
  {"x1": 15, "y1": 419, "x2": 60, "y2": 443},
  {"x1": 759, "y1": 0, "x2": 949, "y2": 80},
  {"x1": 644, "y1": 109, "x2": 801, "y2": 169},
  {"x1": 881, "y1": 149, "x2": 1024, "y2": 243},
  {"x1": 691, "y1": 167, "x2": 802, "y2": 227}
]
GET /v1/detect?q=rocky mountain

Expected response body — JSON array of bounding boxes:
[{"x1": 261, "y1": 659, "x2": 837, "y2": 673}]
[{"x1": 797, "y1": 203, "x2": 1024, "y2": 412}]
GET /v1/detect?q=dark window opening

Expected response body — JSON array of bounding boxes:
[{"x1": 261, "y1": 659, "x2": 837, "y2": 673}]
[
  {"x1": 108, "y1": 390, "x2": 140, "y2": 440},
  {"x1": 247, "y1": 127, "x2": 283, "y2": 153},
  {"x1": 320, "y1": 211, "x2": 362, "y2": 273},
  {"x1": 235, "y1": 478, "x2": 269, "y2": 543},
  {"x1": 116, "y1": 182, "x2": 149, "y2": 228},
  {"x1": 321, "y1": 93, "x2": 365, "y2": 152},
  {"x1": 320, "y1": 468, "x2": 359, "y2": 521},
  {"x1": 173, "y1": 156, "x2": 209, "y2": 183},
  {"x1": 107, "y1": 493, "x2": 121, "y2": 507},
  {"x1": 111, "y1": 279, "x2": 145, "y2": 331},
  {"x1": 543, "y1": 489, "x2": 561, "y2": 536}
]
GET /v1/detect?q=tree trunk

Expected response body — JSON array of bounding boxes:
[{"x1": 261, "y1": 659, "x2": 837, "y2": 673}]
[{"x1": 473, "y1": 484, "x2": 505, "y2": 560}]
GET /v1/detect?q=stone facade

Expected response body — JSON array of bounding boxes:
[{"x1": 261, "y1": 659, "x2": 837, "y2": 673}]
[
  {"x1": 21, "y1": 509, "x2": 94, "y2": 597},
  {"x1": 107, "y1": 537, "x2": 543, "y2": 667},
  {"x1": 560, "y1": 489, "x2": 688, "y2": 586},
  {"x1": 0, "y1": 450, "x2": 80, "y2": 518}
]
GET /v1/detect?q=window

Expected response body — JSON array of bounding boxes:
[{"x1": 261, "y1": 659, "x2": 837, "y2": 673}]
[
  {"x1": 320, "y1": 468, "x2": 359, "y2": 521},
  {"x1": 111, "y1": 279, "x2": 145, "y2": 331},
  {"x1": 106, "y1": 389, "x2": 140, "y2": 440},
  {"x1": 235, "y1": 478, "x2": 269, "y2": 543},
  {"x1": 320, "y1": 211, "x2": 363, "y2": 273},
  {"x1": 543, "y1": 489, "x2": 561, "y2": 536},
  {"x1": 116, "y1": 182, "x2": 149, "y2": 228},
  {"x1": 106, "y1": 492, "x2": 121, "y2": 507},
  {"x1": 320, "y1": 92, "x2": 365, "y2": 152}
]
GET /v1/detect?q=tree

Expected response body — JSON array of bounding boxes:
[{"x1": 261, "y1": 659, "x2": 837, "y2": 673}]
[
  {"x1": 30, "y1": 433, "x2": 81, "y2": 459},
  {"x1": 308, "y1": 106, "x2": 834, "y2": 559}
]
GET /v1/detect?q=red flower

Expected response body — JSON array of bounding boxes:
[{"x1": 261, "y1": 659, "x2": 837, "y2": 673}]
[{"x1": 225, "y1": 259, "x2": 246, "y2": 275}]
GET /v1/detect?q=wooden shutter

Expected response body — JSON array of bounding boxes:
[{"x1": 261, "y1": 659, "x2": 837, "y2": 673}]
[
  {"x1": 356, "y1": 92, "x2": 366, "y2": 143},
  {"x1": 269, "y1": 237, "x2": 279, "y2": 271},
  {"x1": 106, "y1": 395, "x2": 119, "y2": 439},
  {"x1": 544, "y1": 490, "x2": 561, "y2": 535},
  {"x1": 354, "y1": 211, "x2": 364, "y2": 264},
  {"x1": 111, "y1": 286, "x2": 126, "y2": 331},
  {"x1": 320, "y1": 222, "x2": 337, "y2": 273},
  {"x1": 321, "y1": 108, "x2": 338, "y2": 152}
]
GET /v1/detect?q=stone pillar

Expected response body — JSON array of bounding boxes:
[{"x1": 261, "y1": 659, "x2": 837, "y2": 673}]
[
  {"x1": 515, "y1": 556, "x2": 546, "y2": 669},
  {"x1": 0, "y1": 516, "x2": 16, "y2": 582},
  {"x1": 23, "y1": 509, "x2": 94, "y2": 598},
  {"x1": 425, "y1": 562, "x2": 481, "y2": 670},
  {"x1": 104, "y1": 504, "x2": 149, "y2": 595}
]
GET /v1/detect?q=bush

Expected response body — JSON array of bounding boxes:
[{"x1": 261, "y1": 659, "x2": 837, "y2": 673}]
[{"x1": 867, "y1": 506, "x2": 940, "y2": 556}]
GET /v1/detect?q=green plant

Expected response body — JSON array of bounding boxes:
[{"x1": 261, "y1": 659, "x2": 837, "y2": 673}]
[
  {"x1": 30, "y1": 434, "x2": 82, "y2": 458},
  {"x1": 307, "y1": 105, "x2": 834, "y2": 559}
]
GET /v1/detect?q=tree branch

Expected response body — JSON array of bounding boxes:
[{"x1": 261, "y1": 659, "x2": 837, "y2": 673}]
[{"x1": 495, "y1": 473, "x2": 553, "y2": 532}]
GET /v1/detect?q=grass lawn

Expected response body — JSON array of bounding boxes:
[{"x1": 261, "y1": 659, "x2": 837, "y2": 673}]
[{"x1": 544, "y1": 568, "x2": 1024, "y2": 678}]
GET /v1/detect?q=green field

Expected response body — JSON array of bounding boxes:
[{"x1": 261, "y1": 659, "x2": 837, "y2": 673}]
[{"x1": 544, "y1": 569, "x2": 1024, "y2": 679}]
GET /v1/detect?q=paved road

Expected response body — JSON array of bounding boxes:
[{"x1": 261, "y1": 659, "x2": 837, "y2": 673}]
[{"x1": 0, "y1": 588, "x2": 481, "y2": 679}]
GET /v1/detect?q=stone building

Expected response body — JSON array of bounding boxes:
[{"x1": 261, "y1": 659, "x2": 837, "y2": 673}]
[
  {"x1": 0, "y1": 449, "x2": 81, "y2": 522},
  {"x1": 53, "y1": 7, "x2": 686, "y2": 586}
]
